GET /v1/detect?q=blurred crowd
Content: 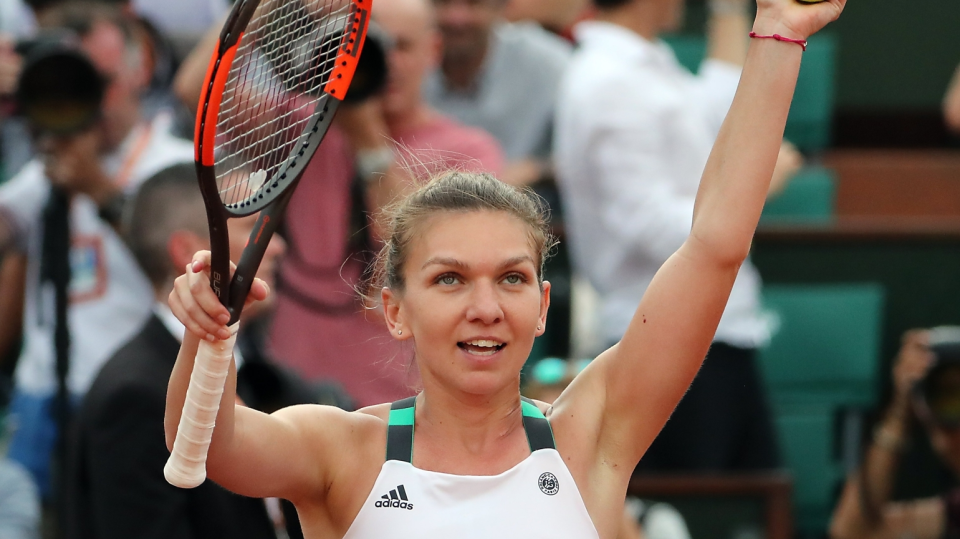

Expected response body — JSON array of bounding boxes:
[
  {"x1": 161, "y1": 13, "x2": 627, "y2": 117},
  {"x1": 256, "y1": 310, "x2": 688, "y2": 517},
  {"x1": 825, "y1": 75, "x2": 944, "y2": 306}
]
[{"x1": 0, "y1": 0, "x2": 958, "y2": 538}]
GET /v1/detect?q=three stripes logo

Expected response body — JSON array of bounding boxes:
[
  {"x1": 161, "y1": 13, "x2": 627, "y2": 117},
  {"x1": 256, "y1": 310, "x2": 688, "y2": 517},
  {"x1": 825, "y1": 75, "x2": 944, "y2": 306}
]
[{"x1": 374, "y1": 484, "x2": 414, "y2": 510}]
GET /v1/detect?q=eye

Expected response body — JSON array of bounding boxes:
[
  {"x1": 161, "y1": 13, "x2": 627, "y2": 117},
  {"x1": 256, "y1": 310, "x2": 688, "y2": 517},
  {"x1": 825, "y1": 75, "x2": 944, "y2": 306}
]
[
  {"x1": 436, "y1": 273, "x2": 460, "y2": 286},
  {"x1": 503, "y1": 273, "x2": 525, "y2": 285}
]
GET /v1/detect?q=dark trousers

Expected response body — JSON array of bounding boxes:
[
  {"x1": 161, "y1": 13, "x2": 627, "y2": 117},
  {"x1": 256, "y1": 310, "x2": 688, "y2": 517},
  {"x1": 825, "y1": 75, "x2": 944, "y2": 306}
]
[{"x1": 634, "y1": 342, "x2": 781, "y2": 473}]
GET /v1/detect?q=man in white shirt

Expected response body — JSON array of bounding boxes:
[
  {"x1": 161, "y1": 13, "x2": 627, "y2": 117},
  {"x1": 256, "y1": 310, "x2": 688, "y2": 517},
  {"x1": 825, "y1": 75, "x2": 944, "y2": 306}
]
[
  {"x1": 0, "y1": 3, "x2": 193, "y2": 498},
  {"x1": 424, "y1": 0, "x2": 571, "y2": 186},
  {"x1": 555, "y1": 0, "x2": 800, "y2": 471}
]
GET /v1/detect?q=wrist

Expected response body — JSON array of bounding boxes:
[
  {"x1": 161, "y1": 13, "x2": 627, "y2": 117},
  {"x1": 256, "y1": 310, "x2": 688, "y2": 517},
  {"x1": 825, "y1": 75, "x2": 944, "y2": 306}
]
[
  {"x1": 752, "y1": 15, "x2": 807, "y2": 42},
  {"x1": 872, "y1": 424, "x2": 908, "y2": 454}
]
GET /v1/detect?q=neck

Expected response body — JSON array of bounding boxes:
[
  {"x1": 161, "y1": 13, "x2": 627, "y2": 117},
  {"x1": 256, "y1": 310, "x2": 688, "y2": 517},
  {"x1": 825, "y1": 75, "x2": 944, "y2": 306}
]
[
  {"x1": 416, "y1": 382, "x2": 525, "y2": 456},
  {"x1": 441, "y1": 39, "x2": 490, "y2": 91},
  {"x1": 594, "y1": 4, "x2": 662, "y2": 42},
  {"x1": 386, "y1": 103, "x2": 434, "y2": 134}
]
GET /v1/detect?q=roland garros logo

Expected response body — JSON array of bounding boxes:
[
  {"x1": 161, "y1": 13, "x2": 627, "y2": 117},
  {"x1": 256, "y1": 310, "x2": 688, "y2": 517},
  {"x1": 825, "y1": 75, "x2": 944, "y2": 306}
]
[{"x1": 538, "y1": 472, "x2": 559, "y2": 496}]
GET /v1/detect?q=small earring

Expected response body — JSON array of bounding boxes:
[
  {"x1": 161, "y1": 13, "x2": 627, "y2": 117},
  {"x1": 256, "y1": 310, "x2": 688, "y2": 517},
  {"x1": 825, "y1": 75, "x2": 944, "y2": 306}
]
[
  {"x1": 398, "y1": 330, "x2": 403, "y2": 336},
  {"x1": 537, "y1": 325, "x2": 542, "y2": 331}
]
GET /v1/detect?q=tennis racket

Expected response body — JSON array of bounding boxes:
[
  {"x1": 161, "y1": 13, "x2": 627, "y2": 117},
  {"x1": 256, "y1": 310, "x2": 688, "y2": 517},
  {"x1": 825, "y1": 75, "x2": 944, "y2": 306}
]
[{"x1": 164, "y1": 0, "x2": 372, "y2": 489}]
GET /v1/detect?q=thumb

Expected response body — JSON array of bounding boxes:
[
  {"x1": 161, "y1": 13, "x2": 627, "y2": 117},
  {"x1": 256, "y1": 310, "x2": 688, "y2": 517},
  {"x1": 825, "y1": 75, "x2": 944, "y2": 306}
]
[{"x1": 245, "y1": 277, "x2": 271, "y2": 305}]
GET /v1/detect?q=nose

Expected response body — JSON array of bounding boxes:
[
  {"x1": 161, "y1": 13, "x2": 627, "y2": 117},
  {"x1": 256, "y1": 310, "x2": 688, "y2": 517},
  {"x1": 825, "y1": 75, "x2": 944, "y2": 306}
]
[{"x1": 465, "y1": 280, "x2": 503, "y2": 325}]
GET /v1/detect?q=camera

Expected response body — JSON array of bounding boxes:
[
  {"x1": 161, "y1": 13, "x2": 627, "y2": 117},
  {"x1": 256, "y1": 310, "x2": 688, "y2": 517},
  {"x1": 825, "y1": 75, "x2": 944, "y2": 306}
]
[
  {"x1": 343, "y1": 20, "x2": 390, "y2": 103},
  {"x1": 14, "y1": 30, "x2": 104, "y2": 136},
  {"x1": 914, "y1": 327, "x2": 960, "y2": 428}
]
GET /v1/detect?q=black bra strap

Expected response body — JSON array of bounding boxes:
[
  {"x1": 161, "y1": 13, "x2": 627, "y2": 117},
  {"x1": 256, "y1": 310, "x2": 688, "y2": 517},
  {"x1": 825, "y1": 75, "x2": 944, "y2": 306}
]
[{"x1": 386, "y1": 397, "x2": 416, "y2": 463}]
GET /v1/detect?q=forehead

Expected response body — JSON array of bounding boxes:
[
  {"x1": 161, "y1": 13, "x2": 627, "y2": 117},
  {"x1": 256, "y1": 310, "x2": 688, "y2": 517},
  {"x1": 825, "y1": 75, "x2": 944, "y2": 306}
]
[
  {"x1": 407, "y1": 210, "x2": 538, "y2": 269},
  {"x1": 80, "y1": 20, "x2": 126, "y2": 74},
  {"x1": 434, "y1": 0, "x2": 503, "y2": 9},
  {"x1": 375, "y1": 0, "x2": 435, "y2": 35}
]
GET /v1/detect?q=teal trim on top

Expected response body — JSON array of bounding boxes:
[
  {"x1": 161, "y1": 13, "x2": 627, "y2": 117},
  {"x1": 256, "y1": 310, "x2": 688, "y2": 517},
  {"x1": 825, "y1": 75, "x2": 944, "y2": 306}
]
[
  {"x1": 388, "y1": 406, "x2": 415, "y2": 426},
  {"x1": 521, "y1": 400, "x2": 545, "y2": 419}
]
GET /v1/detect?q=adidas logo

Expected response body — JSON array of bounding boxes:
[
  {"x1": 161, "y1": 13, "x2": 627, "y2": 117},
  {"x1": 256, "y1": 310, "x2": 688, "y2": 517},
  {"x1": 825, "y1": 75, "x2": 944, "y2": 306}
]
[{"x1": 374, "y1": 484, "x2": 414, "y2": 510}]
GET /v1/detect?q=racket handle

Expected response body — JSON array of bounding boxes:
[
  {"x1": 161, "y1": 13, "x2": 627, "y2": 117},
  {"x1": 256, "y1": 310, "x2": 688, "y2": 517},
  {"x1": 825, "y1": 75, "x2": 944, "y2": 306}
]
[{"x1": 164, "y1": 324, "x2": 239, "y2": 488}]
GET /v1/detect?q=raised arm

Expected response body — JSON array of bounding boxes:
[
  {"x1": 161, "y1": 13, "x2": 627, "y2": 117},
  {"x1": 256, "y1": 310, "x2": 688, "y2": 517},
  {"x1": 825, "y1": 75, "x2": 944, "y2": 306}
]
[
  {"x1": 945, "y1": 63, "x2": 960, "y2": 134},
  {"x1": 558, "y1": 0, "x2": 846, "y2": 468},
  {"x1": 163, "y1": 253, "x2": 360, "y2": 503},
  {"x1": 830, "y1": 330, "x2": 944, "y2": 539}
]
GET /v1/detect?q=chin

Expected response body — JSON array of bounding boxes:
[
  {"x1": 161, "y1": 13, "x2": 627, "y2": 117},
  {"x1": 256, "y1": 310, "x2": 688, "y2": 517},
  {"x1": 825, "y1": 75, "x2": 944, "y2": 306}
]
[
  {"x1": 431, "y1": 365, "x2": 518, "y2": 397},
  {"x1": 382, "y1": 96, "x2": 407, "y2": 119},
  {"x1": 456, "y1": 375, "x2": 517, "y2": 398}
]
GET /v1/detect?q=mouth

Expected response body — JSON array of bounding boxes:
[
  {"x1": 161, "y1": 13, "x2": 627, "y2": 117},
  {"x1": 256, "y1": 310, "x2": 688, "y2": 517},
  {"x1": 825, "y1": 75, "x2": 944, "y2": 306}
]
[{"x1": 457, "y1": 339, "x2": 506, "y2": 357}]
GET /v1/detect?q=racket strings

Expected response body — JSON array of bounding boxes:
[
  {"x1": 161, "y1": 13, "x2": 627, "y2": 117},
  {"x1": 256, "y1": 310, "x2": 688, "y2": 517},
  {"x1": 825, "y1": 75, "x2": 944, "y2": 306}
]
[{"x1": 213, "y1": 0, "x2": 354, "y2": 207}]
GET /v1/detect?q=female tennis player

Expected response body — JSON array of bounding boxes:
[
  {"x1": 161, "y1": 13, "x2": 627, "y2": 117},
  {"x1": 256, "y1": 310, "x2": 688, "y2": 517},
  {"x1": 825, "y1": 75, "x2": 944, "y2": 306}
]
[{"x1": 166, "y1": 0, "x2": 845, "y2": 536}]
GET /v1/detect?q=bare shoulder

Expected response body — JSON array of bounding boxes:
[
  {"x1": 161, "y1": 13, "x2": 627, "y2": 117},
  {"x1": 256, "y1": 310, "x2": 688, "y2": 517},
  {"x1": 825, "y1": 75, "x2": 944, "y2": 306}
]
[
  {"x1": 279, "y1": 402, "x2": 397, "y2": 533},
  {"x1": 272, "y1": 402, "x2": 391, "y2": 447}
]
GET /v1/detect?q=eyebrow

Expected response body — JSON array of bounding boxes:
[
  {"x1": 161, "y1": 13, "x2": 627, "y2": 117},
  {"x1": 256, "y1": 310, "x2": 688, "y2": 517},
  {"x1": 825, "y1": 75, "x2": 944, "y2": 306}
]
[{"x1": 421, "y1": 255, "x2": 536, "y2": 271}]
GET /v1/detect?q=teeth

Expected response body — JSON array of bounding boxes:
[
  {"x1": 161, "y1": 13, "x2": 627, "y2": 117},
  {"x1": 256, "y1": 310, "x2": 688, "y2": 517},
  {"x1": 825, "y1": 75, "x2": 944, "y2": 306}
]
[{"x1": 466, "y1": 340, "x2": 501, "y2": 348}]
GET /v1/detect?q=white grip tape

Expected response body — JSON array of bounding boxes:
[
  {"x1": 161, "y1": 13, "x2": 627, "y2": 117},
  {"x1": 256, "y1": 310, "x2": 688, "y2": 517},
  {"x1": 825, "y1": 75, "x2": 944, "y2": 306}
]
[{"x1": 164, "y1": 324, "x2": 239, "y2": 488}]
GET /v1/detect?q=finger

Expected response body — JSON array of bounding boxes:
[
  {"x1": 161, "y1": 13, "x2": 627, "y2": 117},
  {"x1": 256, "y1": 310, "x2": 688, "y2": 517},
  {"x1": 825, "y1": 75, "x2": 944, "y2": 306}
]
[
  {"x1": 173, "y1": 273, "x2": 222, "y2": 340},
  {"x1": 248, "y1": 278, "x2": 270, "y2": 302},
  {"x1": 187, "y1": 262, "x2": 232, "y2": 328},
  {"x1": 168, "y1": 282, "x2": 212, "y2": 340},
  {"x1": 190, "y1": 251, "x2": 213, "y2": 274},
  {"x1": 179, "y1": 264, "x2": 232, "y2": 339}
]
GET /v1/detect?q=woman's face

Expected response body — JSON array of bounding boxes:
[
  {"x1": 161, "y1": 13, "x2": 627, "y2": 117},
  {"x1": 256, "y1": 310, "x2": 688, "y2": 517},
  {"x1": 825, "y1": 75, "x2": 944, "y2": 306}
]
[{"x1": 384, "y1": 210, "x2": 550, "y2": 397}]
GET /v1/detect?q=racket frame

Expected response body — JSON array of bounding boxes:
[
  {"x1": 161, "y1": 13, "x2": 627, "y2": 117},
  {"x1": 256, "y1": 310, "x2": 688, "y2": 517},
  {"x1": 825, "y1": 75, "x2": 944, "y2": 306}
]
[
  {"x1": 165, "y1": 0, "x2": 371, "y2": 489},
  {"x1": 194, "y1": 0, "x2": 369, "y2": 325}
]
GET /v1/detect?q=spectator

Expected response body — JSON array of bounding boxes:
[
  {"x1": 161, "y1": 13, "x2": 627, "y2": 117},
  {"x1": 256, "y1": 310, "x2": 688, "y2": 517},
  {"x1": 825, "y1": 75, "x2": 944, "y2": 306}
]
[
  {"x1": 503, "y1": 0, "x2": 590, "y2": 37},
  {"x1": 65, "y1": 163, "x2": 292, "y2": 539},
  {"x1": 555, "y1": 0, "x2": 802, "y2": 472},
  {"x1": 945, "y1": 63, "x2": 960, "y2": 134},
  {"x1": 424, "y1": 0, "x2": 571, "y2": 186},
  {"x1": 127, "y1": 0, "x2": 230, "y2": 60},
  {"x1": 1, "y1": 30, "x2": 30, "y2": 183},
  {"x1": 34, "y1": 0, "x2": 195, "y2": 137},
  {"x1": 0, "y1": 458, "x2": 39, "y2": 539},
  {"x1": 0, "y1": 0, "x2": 35, "y2": 38},
  {"x1": 173, "y1": 0, "x2": 504, "y2": 408},
  {"x1": 830, "y1": 328, "x2": 960, "y2": 539},
  {"x1": 0, "y1": 1, "x2": 193, "y2": 498}
]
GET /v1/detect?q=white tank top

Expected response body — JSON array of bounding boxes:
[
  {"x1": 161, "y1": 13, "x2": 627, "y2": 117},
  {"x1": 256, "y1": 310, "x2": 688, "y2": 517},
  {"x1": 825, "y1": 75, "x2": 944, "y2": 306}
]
[{"x1": 342, "y1": 397, "x2": 600, "y2": 539}]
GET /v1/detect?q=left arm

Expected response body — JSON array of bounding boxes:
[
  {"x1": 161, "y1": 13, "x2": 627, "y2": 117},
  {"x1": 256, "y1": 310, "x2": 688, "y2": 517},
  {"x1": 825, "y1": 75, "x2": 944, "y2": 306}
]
[
  {"x1": 944, "y1": 63, "x2": 960, "y2": 134},
  {"x1": 557, "y1": 0, "x2": 846, "y2": 469}
]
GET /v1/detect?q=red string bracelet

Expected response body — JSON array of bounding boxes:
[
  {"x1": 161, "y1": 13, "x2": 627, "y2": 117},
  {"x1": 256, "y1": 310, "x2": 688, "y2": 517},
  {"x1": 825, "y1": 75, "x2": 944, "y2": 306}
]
[{"x1": 748, "y1": 31, "x2": 808, "y2": 51}]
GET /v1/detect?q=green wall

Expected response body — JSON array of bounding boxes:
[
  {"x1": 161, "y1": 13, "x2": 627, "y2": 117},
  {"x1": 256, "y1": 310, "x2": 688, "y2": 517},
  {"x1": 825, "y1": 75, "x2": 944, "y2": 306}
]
[{"x1": 684, "y1": 0, "x2": 960, "y2": 110}]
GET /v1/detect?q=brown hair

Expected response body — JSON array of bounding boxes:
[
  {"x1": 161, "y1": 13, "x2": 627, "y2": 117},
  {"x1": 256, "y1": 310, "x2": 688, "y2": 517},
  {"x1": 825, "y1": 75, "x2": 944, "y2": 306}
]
[{"x1": 373, "y1": 171, "x2": 557, "y2": 293}]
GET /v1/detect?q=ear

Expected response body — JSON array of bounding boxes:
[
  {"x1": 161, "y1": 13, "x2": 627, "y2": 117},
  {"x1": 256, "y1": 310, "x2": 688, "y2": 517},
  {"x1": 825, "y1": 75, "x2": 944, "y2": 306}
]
[
  {"x1": 167, "y1": 230, "x2": 208, "y2": 276},
  {"x1": 536, "y1": 281, "x2": 551, "y2": 337},
  {"x1": 382, "y1": 286, "x2": 412, "y2": 341}
]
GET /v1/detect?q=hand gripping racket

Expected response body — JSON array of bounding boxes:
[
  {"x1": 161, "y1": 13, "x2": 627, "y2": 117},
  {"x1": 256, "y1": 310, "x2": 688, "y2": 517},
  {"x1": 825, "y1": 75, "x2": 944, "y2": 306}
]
[{"x1": 164, "y1": 0, "x2": 372, "y2": 488}]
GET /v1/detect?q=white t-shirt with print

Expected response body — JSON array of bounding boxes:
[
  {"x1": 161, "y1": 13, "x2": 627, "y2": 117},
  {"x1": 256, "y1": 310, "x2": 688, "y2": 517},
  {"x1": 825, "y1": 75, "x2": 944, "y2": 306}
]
[{"x1": 0, "y1": 116, "x2": 193, "y2": 396}]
